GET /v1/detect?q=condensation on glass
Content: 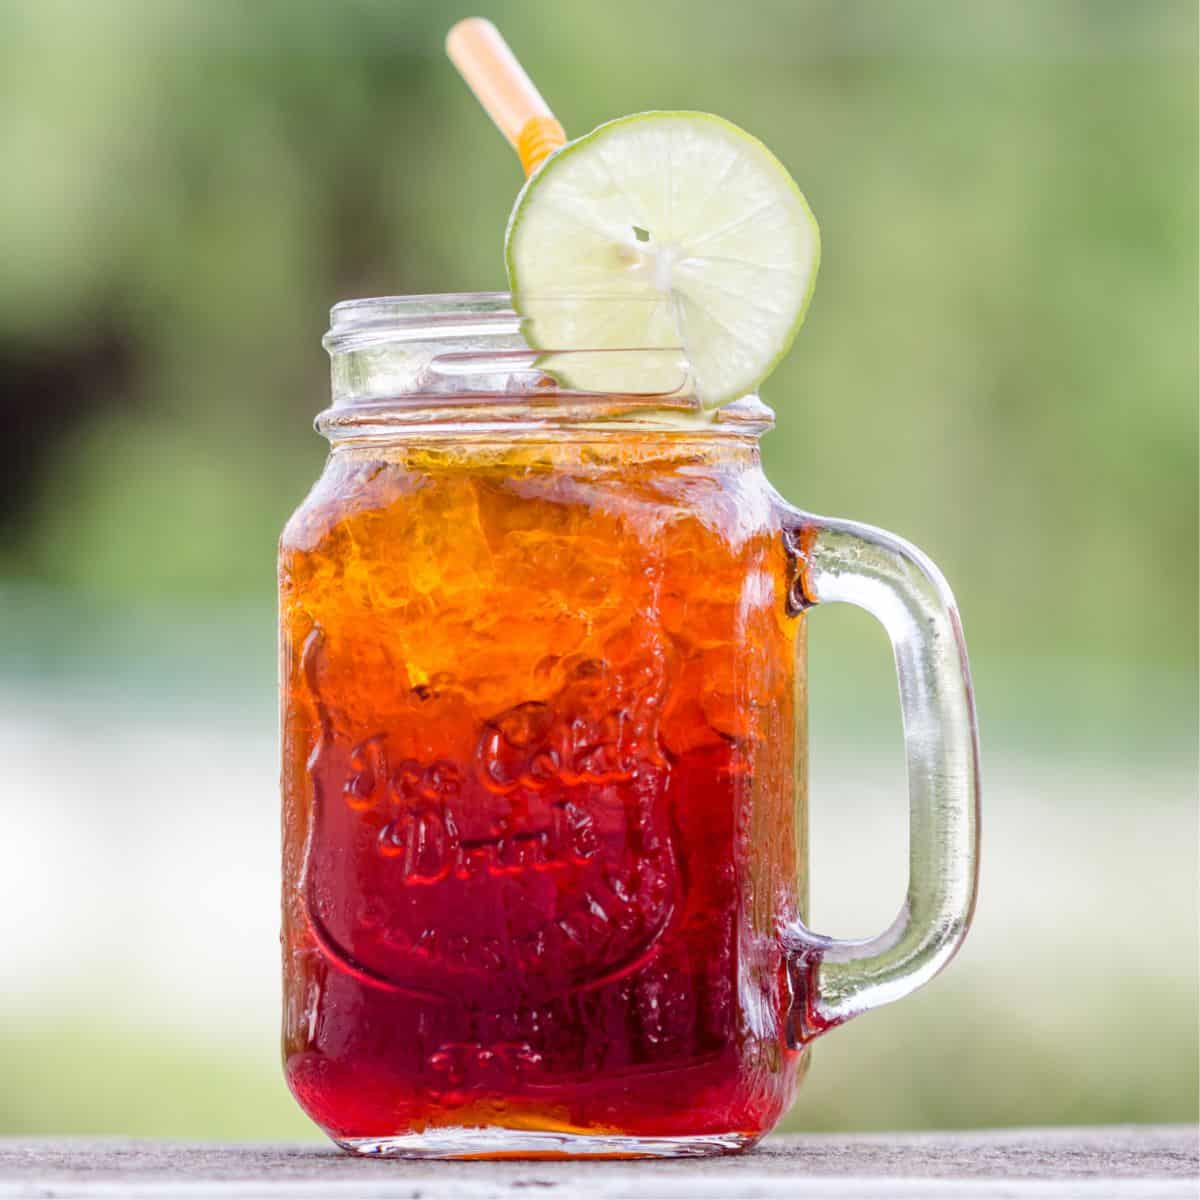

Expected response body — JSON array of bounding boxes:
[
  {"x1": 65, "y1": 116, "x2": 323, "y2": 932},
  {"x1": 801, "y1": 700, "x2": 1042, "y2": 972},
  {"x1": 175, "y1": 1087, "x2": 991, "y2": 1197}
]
[{"x1": 279, "y1": 294, "x2": 980, "y2": 1158}]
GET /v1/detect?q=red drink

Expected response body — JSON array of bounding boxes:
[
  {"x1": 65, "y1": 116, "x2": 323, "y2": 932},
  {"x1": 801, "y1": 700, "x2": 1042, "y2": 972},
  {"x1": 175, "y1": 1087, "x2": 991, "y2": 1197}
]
[{"x1": 280, "y1": 434, "x2": 810, "y2": 1154}]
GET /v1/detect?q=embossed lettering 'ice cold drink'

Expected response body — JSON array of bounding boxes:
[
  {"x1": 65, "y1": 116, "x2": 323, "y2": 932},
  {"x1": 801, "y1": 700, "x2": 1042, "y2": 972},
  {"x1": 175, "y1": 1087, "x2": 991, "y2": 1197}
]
[{"x1": 280, "y1": 296, "x2": 980, "y2": 1157}]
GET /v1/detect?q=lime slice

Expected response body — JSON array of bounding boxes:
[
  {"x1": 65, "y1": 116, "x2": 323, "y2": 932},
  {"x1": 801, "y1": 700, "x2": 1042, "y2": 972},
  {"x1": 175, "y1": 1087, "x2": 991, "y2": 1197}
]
[{"x1": 505, "y1": 111, "x2": 819, "y2": 410}]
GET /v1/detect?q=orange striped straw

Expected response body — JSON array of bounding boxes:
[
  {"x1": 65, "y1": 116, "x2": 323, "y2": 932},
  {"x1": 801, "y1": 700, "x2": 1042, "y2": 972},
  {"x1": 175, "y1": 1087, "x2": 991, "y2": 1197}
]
[{"x1": 446, "y1": 18, "x2": 567, "y2": 177}]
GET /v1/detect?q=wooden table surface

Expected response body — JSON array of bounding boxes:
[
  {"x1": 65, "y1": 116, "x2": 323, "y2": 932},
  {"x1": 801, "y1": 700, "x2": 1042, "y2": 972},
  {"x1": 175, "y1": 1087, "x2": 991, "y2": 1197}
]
[{"x1": 2, "y1": 1127, "x2": 1196, "y2": 1198}]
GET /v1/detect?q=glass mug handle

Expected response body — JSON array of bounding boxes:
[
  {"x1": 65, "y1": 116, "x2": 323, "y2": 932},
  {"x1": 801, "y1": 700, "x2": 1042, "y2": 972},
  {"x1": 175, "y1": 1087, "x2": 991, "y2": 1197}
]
[{"x1": 782, "y1": 511, "x2": 981, "y2": 1042}]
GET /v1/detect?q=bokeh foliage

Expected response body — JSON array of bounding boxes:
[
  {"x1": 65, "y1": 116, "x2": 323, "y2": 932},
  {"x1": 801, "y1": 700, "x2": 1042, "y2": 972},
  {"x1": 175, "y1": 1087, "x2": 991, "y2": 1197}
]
[
  {"x1": 0, "y1": 0, "x2": 1194, "y2": 672},
  {"x1": 0, "y1": 0, "x2": 1195, "y2": 1140}
]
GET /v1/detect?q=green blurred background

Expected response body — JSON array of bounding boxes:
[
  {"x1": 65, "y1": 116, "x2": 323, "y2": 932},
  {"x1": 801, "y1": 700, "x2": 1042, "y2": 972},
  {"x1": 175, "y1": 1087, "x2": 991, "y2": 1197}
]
[{"x1": 1, "y1": 0, "x2": 1195, "y2": 1139}]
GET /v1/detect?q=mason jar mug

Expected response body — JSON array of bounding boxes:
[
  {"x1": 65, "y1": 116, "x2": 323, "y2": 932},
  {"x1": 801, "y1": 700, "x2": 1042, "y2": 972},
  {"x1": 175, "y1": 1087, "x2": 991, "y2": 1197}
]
[{"x1": 279, "y1": 294, "x2": 980, "y2": 1158}]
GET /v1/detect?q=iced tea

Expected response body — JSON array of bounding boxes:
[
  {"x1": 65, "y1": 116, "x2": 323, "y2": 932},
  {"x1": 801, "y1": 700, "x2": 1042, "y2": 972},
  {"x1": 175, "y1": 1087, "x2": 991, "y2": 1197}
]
[{"x1": 279, "y1": 432, "x2": 809, "y2": 1152}]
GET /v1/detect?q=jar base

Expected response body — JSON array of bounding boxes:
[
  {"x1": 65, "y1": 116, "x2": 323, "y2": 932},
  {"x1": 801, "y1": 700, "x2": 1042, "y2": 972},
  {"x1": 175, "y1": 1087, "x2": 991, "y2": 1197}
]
[{"x1": 335, "y1": 1128, "x2": 757, "y2": 1159}]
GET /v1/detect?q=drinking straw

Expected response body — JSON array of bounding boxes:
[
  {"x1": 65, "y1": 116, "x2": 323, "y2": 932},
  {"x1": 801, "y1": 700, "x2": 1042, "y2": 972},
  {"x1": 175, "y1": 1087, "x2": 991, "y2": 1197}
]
[{"x1": 446, "y1": 18, "x2": 567, "y2": 177}]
